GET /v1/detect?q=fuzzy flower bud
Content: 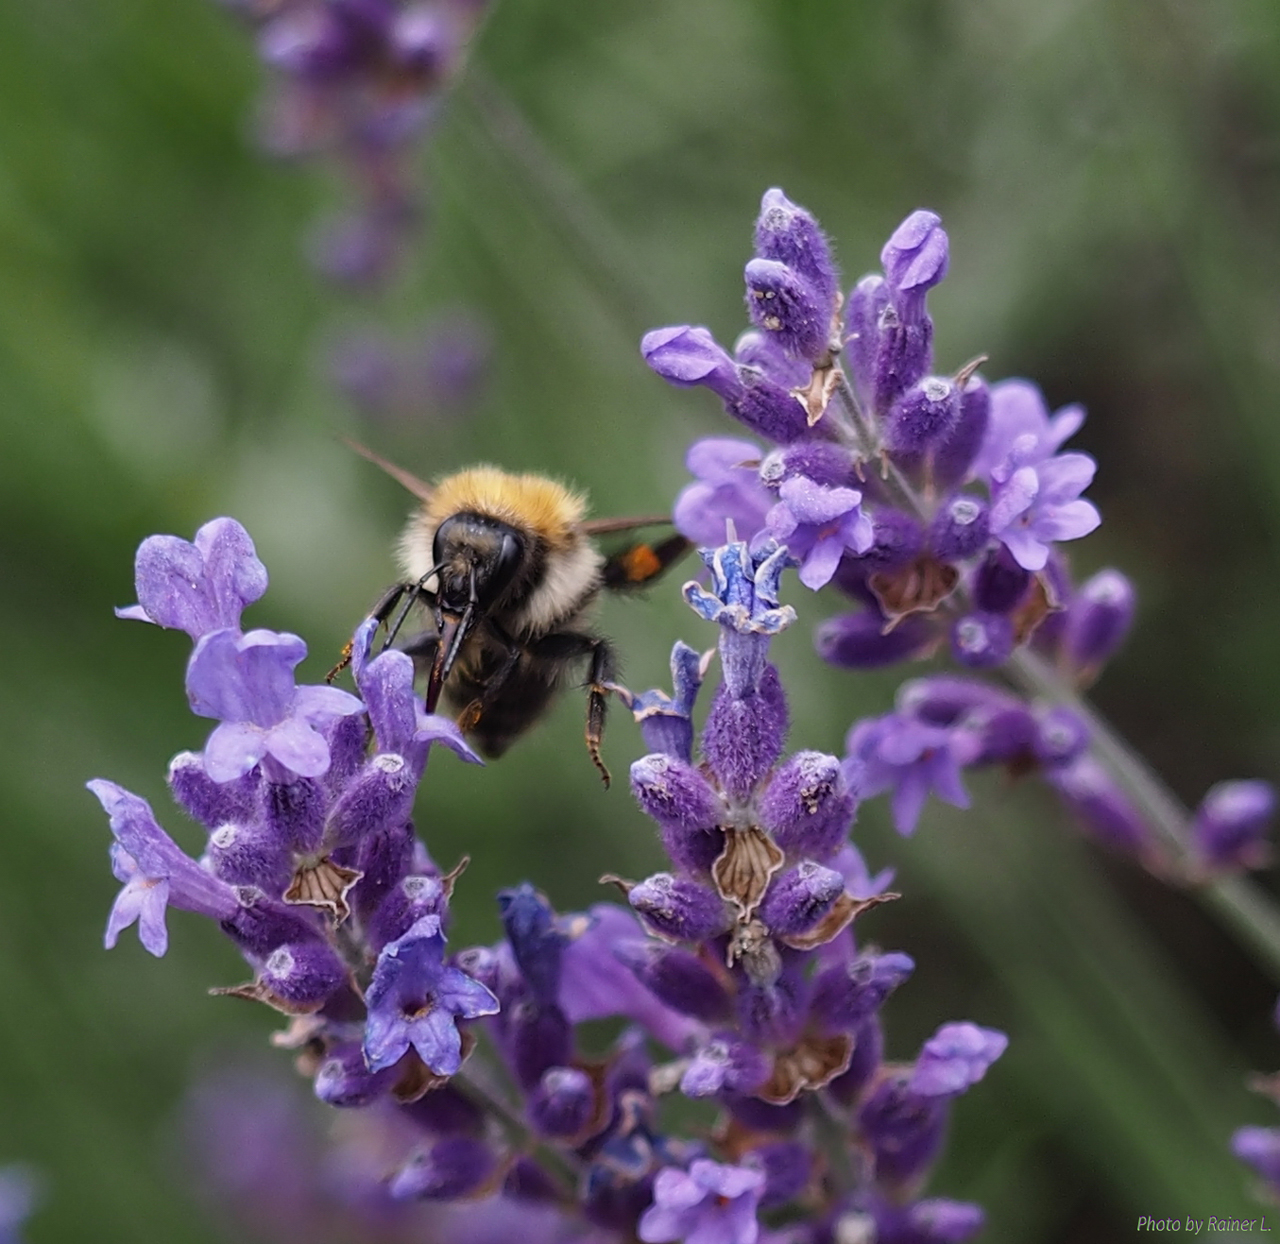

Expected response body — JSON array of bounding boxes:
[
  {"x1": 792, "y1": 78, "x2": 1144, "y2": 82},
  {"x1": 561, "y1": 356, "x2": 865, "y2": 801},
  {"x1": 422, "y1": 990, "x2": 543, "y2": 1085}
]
[{"x1": 1191, "y1": 780, "x2": 1276, "y2": 872}]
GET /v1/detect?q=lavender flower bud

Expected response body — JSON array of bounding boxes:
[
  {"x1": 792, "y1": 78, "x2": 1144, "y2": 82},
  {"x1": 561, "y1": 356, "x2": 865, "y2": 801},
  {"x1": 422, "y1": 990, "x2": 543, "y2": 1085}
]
[
  {"x1": 168, "y1": 751, "x2": 260, "y2": 829},
  {"x1": 1192, "y1": 780, "x2": 1276, "y2": 871},
  {"x1": 204, "y1": 820, "x2": 293, "y2": 892},
  {"x1": 759, "y1": 750, "x2": 857, "y2": 860},
  {"x1": 628, "y1": 873, "x2": 732, "y2": 942},
  {"x1": 928, "y1": 496, "x2": 989, "y2": 562},
  {"x1": 885, "y1": 377, "x2": 961, "y2": 457},
  {"x1": 881, "y1": 210, "x2": 949, "y2": 319},
  {"x1": 950, "y1": 613, "x2": 1014, "y2": 669},
  {"x1": 933, "y1": 373, "x2": 991, "y2": 490},
  {"x1": 349, "y1": 820, "x2": 416, "y2": 933},
  {"x1": 759, "y1": 440, "x2": 859, "y2": 491},
  {"x1": 701, "y1": 668, "x2": 789, "y2": 800},
  {"x1": 364, "y1": 872, "x2": 447, "y2": 953},
  {"x1": 810, "y1": 951, "x2": 915, "y2": 1034},
  {"x1": 641, "y1": 326, "x2": 743, "y2": 403},
  {"x1": 972, "y1": 546, "x2": 1031, "y2": 615},
  {"x1": 259, "y1": 940, "x2": 348, "y2": 1011},
  {"x1": 910, "y1": 1022, "x2": 1008, "y2": 1097},
  {"x1": 845, "y1": 274, "x2": 890, "y2": 410},
  {"x1": 630, "y1": 754, "x2": 725, "y2": 872},
  {"x1": 613, "y1": 941, "x2": 733, "y2": 1023},
  {"x1": 1032, "y1": 707, "x2": 1088, "y2": 769},
  {"x1": 753, "y1": 188, "x2": 839, "y2": 309},
  {"x1": 499, "y1": 883, "x2": 565, "y2": 1006},
  {"x1": 758, "y1": 861, "x2": 845, "y2": 939},
  {"x1": 313, "y1": 1042, "x2": 397, "y2": 1107},
  {"x1": 388, "y1": 1137, "x2": 497, "y2": 1201},
  {"x1": 508, "y1": 1001, "x2": 574, "y2": 1092},
  {"x1": 858, "y1": 1073, "x2": 948, "y2": 1188},
  {"x1": 323, "y1": 754, "x2": 414, "y2": 851},
  {"x1": 1047, "y1": 755, "x2": 1152, "y2": 857},
  {"x1": 730, "y1": 368, "x2": 811, "y2": 443},
  {"x1": 1060, "y1": 569, "x2": 1135, "y2": 680},
  {"x1": 262, "y1": 777, "x2": 326, "y2": 855},
  {"x1": 816, "y1": 611, "x2": 939, "y2": 669},
  {"x1": 529, "y1": 1066, "x2": 596, "y2": 1139},
  {"x1": 744, "y1": 258, "x2": 831, "y2": 362}
]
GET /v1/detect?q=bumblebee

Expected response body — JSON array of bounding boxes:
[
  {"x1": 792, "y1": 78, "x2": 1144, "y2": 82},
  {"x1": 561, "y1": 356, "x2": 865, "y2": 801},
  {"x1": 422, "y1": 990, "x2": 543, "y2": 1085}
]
[{"x1": 344, "y1": 442, "x2": 690, "y2": 785}]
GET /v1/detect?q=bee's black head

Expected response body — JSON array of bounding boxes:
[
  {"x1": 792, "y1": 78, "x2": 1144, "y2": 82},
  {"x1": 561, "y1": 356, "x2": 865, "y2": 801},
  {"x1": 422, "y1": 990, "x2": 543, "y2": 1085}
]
[{"x1": 432, "y1": 513, "x2": 526, "y2": 612}]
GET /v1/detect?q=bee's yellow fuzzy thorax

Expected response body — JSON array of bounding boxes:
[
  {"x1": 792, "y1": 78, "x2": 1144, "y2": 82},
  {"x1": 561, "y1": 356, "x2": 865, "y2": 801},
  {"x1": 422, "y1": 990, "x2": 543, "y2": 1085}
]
[{"x1": 427, "y1": 467, "x2": 588, "y2": 548}]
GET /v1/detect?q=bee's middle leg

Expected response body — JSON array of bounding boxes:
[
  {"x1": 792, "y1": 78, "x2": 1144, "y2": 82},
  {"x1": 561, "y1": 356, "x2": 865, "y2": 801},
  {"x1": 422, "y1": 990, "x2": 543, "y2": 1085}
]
[{"x1": 529, "y1": 631, "x2": 617, "y2": 787}]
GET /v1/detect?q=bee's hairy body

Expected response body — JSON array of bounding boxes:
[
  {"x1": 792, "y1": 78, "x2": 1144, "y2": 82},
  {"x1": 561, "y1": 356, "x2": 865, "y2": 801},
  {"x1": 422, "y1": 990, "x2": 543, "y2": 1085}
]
[
  {"x1": 341, "y1": 445, "x2": 689, "y2": 784},
  {"x1": 397, "y1": 467, "x2": 610, "y2": 761}
]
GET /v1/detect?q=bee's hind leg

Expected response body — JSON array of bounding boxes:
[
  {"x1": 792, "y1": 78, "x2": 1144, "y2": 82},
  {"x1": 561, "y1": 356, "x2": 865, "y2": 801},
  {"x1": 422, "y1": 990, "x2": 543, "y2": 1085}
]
[{"x1": 584, "y1": 638, "x2": 617, "y2": 788}]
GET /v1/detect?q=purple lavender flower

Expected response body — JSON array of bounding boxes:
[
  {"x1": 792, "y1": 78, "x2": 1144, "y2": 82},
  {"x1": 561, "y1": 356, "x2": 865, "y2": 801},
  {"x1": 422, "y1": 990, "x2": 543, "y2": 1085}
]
[
  {"x1": 186, "y1": 627, "x2": 364, "y2": 781},
  {"x1": 638, "y1": 1160, "x2": 764, "y2": 1244},
  {"x1": 765, "y1": 475, "x2": 873, "y2": 590},
  {"x1": 88, "y1": 779, "x2": 241, "y2": 956},
  {"x1": 364, "y1": 915, "x2": 499, "y2": 1076},
  {"x1": 845, "y1": 713, "x2": 980, "y2": 836},
  {"x1": 975, "y1": 380, "x2": 1100, "y2": 572},
  {"x1": 116, "y1": 517, "x2": 267, "y2": 638},
  {"x1": 673, "y1": 438, "x2": 774, "y2": 549}
]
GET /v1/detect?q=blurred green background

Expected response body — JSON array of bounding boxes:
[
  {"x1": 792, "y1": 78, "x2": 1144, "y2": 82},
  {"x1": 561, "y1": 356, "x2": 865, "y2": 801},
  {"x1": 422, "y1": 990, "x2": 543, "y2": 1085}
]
[{"x1": 3, "y1": 0, "x2": 1280, "y2": 1239}]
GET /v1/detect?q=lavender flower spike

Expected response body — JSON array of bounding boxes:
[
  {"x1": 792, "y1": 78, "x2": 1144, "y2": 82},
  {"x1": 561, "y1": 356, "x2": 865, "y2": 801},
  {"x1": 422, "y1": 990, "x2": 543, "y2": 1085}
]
[
  {"x1": 364, "y1": 915, "x2": 499, "y2": 1077},
  {"x1": 186, "y1": 628, "x2": 364, "y2": 782},
  {"x1": 116, "y1": 517, "x2": 267, "y2": 639},
  {"x1": 638, "y1": 1159, "x2": 764, "y2": 1244},
  {"x1": 87, "y1": 779, "x2": 240, "y2": 956}
]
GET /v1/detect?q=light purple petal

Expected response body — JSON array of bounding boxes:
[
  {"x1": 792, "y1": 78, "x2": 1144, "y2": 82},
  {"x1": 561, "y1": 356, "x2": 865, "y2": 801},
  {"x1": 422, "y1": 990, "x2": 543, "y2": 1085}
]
[
  {"x1": 1035, "y1": 498, "x2": 1101, "y2": 543},
  {"x1": 113, "y1": 604, "x2": 152, "y2": 623},
  {"x1": 193, "y1": 518, "x2": 269, "y2": 626},
  {"x1": 203, "y1": 720, "x2": 269, "y2": 782},
  {"x1": 131, "y1": 534, "x2": 212, "y2": 634},
  {"x1": 1047, "y1": 403, "x2": 1086, "y2": 450},
  {"x1": 186, "y1": 628, "x2": 307, "y2": 725},
  {"x1": 414, "y1": 714, "x2": 482, "y2": 765},
  {"x1": 998, "y1": 525, "x2": 1050, "y2": 572},
  {"x1": 798, "y1": 535, "x2": 844, "y2": 590},
  {"x1": 136, "y1": 880, "x2": 173, "y2": 956},
  {"x1": 358, "y1": 648, "x2": 419, "y2": 753},
  {"x1": 777, "y1": 477, "x2": 861, "y2": 526},
  {"x1": 364, "y1": 1009, "x2": 412, "y2": 1072},
  {"x1": 1036, "y1": 452, "x2": 1096, "y2": 503},
  {"x1": 264, "y1": 718, "x2": 331, "y2": 778},
  {"x1": 408, "y1": 1005, "x2": 464, "y2": 1075},
  {"x1": 292, "y1": 682, "x2": 365, "y2": 725},
  {"x1": 686, "y1": 437, "x2": 764, "y2": 477},
  {"x1": 987, "y1": 467, "x2": 1038, "y2": 533},
  {"x1": 433, "y1": 966, "x2": 500, "y2": 1019},
  {"x1": 891, "y1": 771, "x2": 931, "y2": 835}
]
